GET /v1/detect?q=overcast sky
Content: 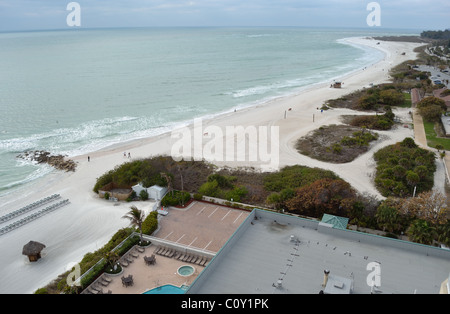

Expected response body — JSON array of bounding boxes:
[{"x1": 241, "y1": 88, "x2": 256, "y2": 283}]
[{"x1": 0, "y1": 0, "x2": 449, "y2": 32}]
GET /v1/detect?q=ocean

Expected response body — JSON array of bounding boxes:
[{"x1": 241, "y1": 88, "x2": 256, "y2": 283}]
[{"x1": 0, "y1": 27, "x2": 418, "y2": 197}]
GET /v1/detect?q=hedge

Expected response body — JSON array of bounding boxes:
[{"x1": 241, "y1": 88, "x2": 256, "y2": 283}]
[{"x1": 142, "y1": 211, "x2": 159, "y2": 235}]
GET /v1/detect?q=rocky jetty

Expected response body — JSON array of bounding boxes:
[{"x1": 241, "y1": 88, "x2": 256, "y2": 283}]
[{"x1": 17, "y1": 151, "x2": 77, "y2": 172}]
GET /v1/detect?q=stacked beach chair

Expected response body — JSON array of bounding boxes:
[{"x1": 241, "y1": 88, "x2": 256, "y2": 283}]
[
  {"x1": 154, "y1": 245, "x2": 211, "y2": 267},
  {"x1": 0, "y1": 195, "x2": 69, "y2": 236}
]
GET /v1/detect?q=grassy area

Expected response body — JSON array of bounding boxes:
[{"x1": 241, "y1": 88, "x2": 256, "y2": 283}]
[
  {"x1": 400, "y1": 92, "x2": 412, "y2": 108},
  {"x1": 423, "y1": 121, "x2": 450, "y2": 150}
]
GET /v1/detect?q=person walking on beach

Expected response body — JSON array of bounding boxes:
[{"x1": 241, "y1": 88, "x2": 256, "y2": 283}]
[
  {"x1": 128, "y1": 152, "x2": 131, "y2": 159},
  {"x1": 88, "y1": 156, "x2": 90, "y2": 162}
]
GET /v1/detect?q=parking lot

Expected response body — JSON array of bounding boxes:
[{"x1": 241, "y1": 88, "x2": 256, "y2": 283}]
[
  {"x1": 417, "y1": 65, "x2": 450, "y2": 88},
  {"x1": 154, "y1": 201, "x2": 250, "y2": 253}
]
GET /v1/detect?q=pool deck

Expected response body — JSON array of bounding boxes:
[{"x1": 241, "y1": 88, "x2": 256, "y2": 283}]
[
  {"x1": 87, "y1": 245, "x2": 204, "y2": 294},
  {"x1": 82, "y1": 201, "x2": 250, "y2": 294}
]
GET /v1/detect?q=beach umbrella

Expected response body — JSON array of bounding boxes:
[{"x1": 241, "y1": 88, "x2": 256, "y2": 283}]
[{"x1": 22, "y1": 241, "x2": 46, "y2": 262}]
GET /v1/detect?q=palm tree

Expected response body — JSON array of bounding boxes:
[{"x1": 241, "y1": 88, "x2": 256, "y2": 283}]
[
  {"x1": 122, "y1": 205, "x2": 146, "y2": 243},
  {"x1": 160, "y1": 172, "x2": 173, "y2": 196},
  {"x1": 375, "y1": 204, "x2": 401, "y2": 233},
  {"x1": 406, "y1": 219, "x2": 436, "y2": 245},
  {"x1": 436, "y1": 221, "x2": 450, "y2": 247},
  {"x1": 104, "y1": 251, "x2": 119, "y2": 270}
]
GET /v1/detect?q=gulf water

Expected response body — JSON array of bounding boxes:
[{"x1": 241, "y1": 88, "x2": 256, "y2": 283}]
[{"x1": 0, "y1": 27, "x2": 418, "y2": 196}]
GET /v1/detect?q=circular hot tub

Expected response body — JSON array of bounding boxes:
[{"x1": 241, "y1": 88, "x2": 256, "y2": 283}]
[{"x1": 177, "y1": 265, "x2": 195, "y2": 277}]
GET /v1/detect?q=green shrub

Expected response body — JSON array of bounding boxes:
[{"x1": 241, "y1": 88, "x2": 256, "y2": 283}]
[
  {"x1": 142, "y1": 211, "x2": 158, "y2": 235},
  {"x1": 379, "y1": 89, "x2": 405, "y2": 106},
  {"x1": 161, "y1": 190, "x2": 191, "y2": 207},
  {"x1": 207, "y1": 173, "x2": 235, "y2": 189},
  {"x1": 224, "y1": 186, "x2": 248, "y2": 202},
  {"x1": 93, "y1": 170, "x2": 114, "y2": 193},
  {"x1": 193, "y1": 193, "x2": 203, "y2": 201},
  {"x1": 139, "y1": 189, "x2": 149, "y2": 201},
  {"x1": 198, "y1": 180, "x2": 220, "y2": 197},
  {"x1": 374, "y1": 140, "x2": 436, "y2": 197},
  {"x1": 263, "y1": 165, "x2": 339, "y2": 192},
  {"x1": 332, "y1": 143, "x2": 343, "y2": 154},
  {"x1": 34, "y1": 288, "x2": 48, "y2": 294},
  {"x1": 419, "y1": 105, "x2": 443, "y2": 122}
]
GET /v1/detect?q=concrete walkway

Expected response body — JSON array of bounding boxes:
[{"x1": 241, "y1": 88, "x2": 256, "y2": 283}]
[{"x1": 412, "y1": 108, "x2": 428, "y2": 149}]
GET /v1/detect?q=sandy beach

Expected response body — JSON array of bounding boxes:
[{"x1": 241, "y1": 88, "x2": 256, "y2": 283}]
[{"x1": 0, "y1": 37, "x2": 426, "y2": 294}]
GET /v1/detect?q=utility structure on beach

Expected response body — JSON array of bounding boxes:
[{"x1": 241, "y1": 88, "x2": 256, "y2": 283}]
[{"x1": 22, "y1": 241, "x2": 46, "y2": 262}]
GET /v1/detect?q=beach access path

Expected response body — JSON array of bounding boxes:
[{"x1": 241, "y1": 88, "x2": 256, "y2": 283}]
[{"x1": 0, "y1": 37, "x2": 426, "y2": 294}]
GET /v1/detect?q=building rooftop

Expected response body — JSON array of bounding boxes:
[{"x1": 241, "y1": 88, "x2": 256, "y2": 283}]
[{"x1": 187, "y1": 209, "x2": 450, "y2": 294}]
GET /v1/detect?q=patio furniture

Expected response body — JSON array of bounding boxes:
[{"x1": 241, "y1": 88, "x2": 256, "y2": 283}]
[
  {"x1": 155, "y1": 246, "x2": 163, "y2": 254},
  {"x1": 125, "y1": 256, "x2": 134, "y2": 263},
  {"x1": 144, "y1": 255, "x2": 156, "y2": 265},
  {"x1": 98, "y1": 279, "x2": 110, "y2": 287},
  {"x1": 130, "y1": 251, "x2": 139, "y2": 258},
  {"x1": 119, "y1": 260, "x2": 128, "y2": 268},
  {"x1": 121, "y1": 275, "x2": 134, "y2": 287},
  {"x1": 102, "y1": 275, "x2": 112, "y2": 283},
  {"x1": 91, "y1": 285, "x2": 102, "y2": 293}
]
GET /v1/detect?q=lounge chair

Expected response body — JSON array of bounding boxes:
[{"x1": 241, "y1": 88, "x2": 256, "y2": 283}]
[
  {"x1": 183, "y1": 255, "x2": 191, "y2": 262},
  {"x1": 201, "y1": 258, "x2": 209, "y2": 266},
  {"x1": 125, "y1": 256, "x2": 134, "y2": 263},
  {"x1": 130, "y1": 251, "x2": 139, "y2": 258},
  {"x1": 91, "y1": 285, "x2": 102, "y2": 293},
  {"x1": 119, "y1": 260, "x2": 128, "y2": 267},
  {"x1": 98, "y1": 280, "x2": 109, "y2": 287},
  {"x1": 165, "y1": 249, "x2": 174, "y2": 257},
  {"x1": 102, "y1": 276, "x2": 112, "y2": 283}
]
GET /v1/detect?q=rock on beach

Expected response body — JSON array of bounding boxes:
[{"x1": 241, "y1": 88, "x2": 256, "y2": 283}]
[{"x1": 17, "y1": 150, "x2": 77, "y2": 172}]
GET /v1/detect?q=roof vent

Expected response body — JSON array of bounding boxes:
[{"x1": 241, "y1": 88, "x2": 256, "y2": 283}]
[{"x1": 322, "y1": 270, "x2": 330, "y2": 287}]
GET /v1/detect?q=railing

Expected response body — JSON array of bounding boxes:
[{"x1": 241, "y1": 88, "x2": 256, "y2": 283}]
[{"x1": 75, "y1": 231, "x2": 142, "y2": 287}]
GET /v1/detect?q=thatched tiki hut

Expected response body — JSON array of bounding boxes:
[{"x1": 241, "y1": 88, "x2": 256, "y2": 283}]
[{"x1": 22, "y1": 241, "x2": 46, "y2": 262}]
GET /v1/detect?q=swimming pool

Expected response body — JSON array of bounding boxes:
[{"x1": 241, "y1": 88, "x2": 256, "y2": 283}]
[{"x1": 143, "y1": 284, "x2": 188, "y2": 294}]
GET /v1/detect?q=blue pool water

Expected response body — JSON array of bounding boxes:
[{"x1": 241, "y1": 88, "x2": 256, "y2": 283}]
[{"x1": 143, "y1": 284, "x2": 188, "y2": 294}]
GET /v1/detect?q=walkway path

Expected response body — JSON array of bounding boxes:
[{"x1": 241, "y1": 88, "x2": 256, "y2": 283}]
[
  {"x1": 411, "y1": 88, "x2": 428, "y2": 148},
  {"x1": 412, "y1": 108, "x2": 428, "y2": 149}
]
